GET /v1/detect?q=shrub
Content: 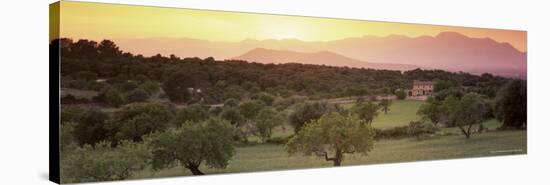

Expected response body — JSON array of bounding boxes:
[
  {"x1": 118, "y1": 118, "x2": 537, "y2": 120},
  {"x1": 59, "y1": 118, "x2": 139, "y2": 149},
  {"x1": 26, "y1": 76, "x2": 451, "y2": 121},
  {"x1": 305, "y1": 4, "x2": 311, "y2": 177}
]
[
  {"x1": 373, "y1": 126, "x2": 409, "y2": 140},
  {"x1": 107, "y1": 103, "x2": 174, "y2": 142},
  {"x1": 223, "y1": 98, "x2": 239, "y2": 107},
  {"x1": 72, "y1": 108, "x2": 109, "y2": 146},
  {"x1": 173, "y1": 104, "x2": 210, "y2": 125},
  {"x1": 125, "y1": 88, "x2": 149, "y2": 103},
  {"x1": 395, "y1": 90, "x2": 407, "y2": 100},
  {"x1": 266, "y1": 136, "x2": 290, "y2": 145},
  {"x1": 139, "y1": 81, "x2": 160, "y2": 95},
  {"x1": 408, "y1": 121, "x2": 439, "y2": 139},
  {"x1": 61, "y1": 140, "x2": 151, "y2": 183}
]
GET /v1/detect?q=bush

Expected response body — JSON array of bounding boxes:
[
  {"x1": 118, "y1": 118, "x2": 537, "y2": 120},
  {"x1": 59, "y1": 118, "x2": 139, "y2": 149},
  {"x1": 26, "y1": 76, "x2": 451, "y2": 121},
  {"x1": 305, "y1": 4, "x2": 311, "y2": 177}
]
[
  {"x1": 107, "y1": 103, "x2": 174, "y2": 142},
  {"x1": 395, "y1": 90, "x2": 407, "y2": 100},
  {"x1": 373, "y1": 126, "x2": 409, "y2": 140},
  {"x1": 61, "y1": 140, "x2": 151, "y2": 183},
  {"x1": 72, "y1": 108, "x2": 109, "y2": 146},
  {"x1": 116, "y1": 81, "x2": 139, "y2": 93},
  {"x1": 96, "y1": 86, "x2": 125, "y2": 107},
  {"x1": 125, "y1": 88, "x2": 149, "y2": 103},
  {"x1": 255, "y1": 92, "x2": 275, "y2": 106},
  {"x1": 139, "y1": 81, "x2": 160, "y2": 95},
  {"x1": 408, "y1": 121, "x2": 439, "y2": 139},
  {"x1": 173, "y1": 104, "x2": 210, "y2": 125},
  {"x1": 266, "y1": 136, "x2": 290, "y2": 145},
  {"x1": 223, "y1": 98, "x2": 239, "y2": 107}
]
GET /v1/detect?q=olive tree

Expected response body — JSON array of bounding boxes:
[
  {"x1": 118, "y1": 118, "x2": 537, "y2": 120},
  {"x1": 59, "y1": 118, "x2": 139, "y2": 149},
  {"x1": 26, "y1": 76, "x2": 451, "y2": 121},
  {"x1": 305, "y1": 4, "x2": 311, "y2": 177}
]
[
  {"x1": 449, "y1": 94, "x2": 484, "y2": 138},
  {"x1": 286, "y1": 113, "x2": 375, "y2": 166},
  {"x1": 417, "y1": 97, "x2": 442, "y2": 125},
  {"x1": 107, "y1": 103, "x2": 173, "y2": 142},
  {"x1": 254, "y1": 107, "x2": 285, "y2": 142},
  {"x1": 238, "y1": 100, "x2": 265, "y2": 142},
  {"x1": 72, "y1": 108, "x2": 109, "y2": 146},
  {"x1": 220, "y1": 107, "x2": 246, "y2": 141},
  {"x1": 493, "y1": 80, "x2": 527, "y2": 129},
  {"x1": 378, "y1": 99, "x2": 392, "y2": 114},
  {"x1": 61, "y1": 140, "x2": 151, "y2": 183},
  {"x1": 352, "y1": 101, "x2": 380, "y2": 125},
  {"x1": 163, "y1": 72, "x2": 195, "y2": 103},
  {"x1": 149, "y1": 117, "x2": 236, "y2": 175},
  {"x1": 173, "y1": 104, "x2": 210, "y2": 126},
  {"x1": 288, "y1": 101, "x2": 333, "y2": 133}
]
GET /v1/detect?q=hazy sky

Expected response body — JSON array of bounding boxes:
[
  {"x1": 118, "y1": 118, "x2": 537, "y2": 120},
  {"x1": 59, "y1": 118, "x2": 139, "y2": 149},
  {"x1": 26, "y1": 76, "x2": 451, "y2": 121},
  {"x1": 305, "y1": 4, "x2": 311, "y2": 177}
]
[{"x1": 58, "y1": 1, "x2": 527, "y2": 52}]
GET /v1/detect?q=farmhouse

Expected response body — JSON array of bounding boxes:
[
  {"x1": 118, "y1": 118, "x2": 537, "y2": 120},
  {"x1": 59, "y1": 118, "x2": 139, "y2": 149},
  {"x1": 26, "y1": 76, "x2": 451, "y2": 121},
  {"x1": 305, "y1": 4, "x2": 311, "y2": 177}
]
[{"x1": 407, "y1": 80, "x2": 434, "y2": 96}]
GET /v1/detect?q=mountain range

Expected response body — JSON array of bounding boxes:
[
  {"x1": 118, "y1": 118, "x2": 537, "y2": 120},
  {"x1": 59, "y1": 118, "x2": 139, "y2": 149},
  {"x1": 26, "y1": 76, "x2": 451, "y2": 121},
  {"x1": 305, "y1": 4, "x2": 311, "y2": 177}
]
[
  {"x1": 233, "y1": 48, "x2": 417, "y2": 71},
  {"x1": 114, "y1": 32, "x2": 526, "y2": 78}
]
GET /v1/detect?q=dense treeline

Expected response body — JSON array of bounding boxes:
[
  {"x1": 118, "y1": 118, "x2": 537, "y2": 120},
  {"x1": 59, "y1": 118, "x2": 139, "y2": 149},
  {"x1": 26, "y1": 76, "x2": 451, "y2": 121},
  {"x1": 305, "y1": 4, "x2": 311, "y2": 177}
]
[{"x1": 54, "y1": 38, "x2": 510, "y2": 105}]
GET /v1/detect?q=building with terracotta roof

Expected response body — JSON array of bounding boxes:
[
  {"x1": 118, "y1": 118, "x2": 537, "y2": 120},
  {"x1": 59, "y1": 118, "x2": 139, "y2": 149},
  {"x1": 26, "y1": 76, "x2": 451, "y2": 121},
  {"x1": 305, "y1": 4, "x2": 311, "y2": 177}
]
[{"x1": 408, "y1": 80, "x2": 434, "y2": 96}]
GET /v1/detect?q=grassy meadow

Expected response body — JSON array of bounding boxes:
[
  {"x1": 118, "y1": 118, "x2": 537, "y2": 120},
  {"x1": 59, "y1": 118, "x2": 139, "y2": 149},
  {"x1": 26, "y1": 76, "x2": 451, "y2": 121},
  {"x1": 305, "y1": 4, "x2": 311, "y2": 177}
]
[
  {"x1": 342, "y1": 100, "x2": 424, "y2": 129},
  {"x1": 131, "y1": 100, "x2": 526, "y2": 179},
  {"x1": 133, "y1": 129, "x2": 526, "y2": 178}
]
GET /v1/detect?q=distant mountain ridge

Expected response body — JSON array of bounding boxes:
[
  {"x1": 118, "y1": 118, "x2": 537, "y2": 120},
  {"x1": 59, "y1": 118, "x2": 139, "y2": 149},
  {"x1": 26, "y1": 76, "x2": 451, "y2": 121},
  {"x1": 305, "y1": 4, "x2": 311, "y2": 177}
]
[
  {"x1": 114, "y1": 32, "x2": 526, "y2": 78},
  {"x1": 233, "y1": 48, "x2": 417, "y2": 71}
]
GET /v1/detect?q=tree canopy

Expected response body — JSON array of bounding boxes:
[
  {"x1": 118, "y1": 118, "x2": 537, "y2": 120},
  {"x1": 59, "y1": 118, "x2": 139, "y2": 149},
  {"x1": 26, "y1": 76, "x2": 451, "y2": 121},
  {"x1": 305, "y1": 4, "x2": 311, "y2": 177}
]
[
  {"x1": 286, "y1": 113, "x2": 375, "y2": 166},
  {"x1": 493, "y1": 80, "x2": 527, "y2": 129},
  {"x1": 449, "y1": 94, "x2": 485, "y2": 138},
  {"x1": 149, "y1": 117, "x2": 236, "y2": 175},
  {"x1": 352, "y1": 101, "x2": 380, "y2": 125},
  {"x1": 61, "y1": 140, "x2": 150, "y2": 183},
  {"x1": 107, "y1": 103, "x2": 174, "y2": 142},
  {"x1": 254, "y1": 107, "x2": 285, "y2": 142}
]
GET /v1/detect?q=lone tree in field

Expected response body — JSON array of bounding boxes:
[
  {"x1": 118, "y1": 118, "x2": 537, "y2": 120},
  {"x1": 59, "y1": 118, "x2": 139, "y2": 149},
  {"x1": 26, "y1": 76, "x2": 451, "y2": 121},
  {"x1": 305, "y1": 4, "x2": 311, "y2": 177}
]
[
  {"x1": 149, "y1": 117, "x2": 235, "y2": 175},
  {"x1": 352, "y1": 101, "x2": 380, "y2": 125},
  {"x1": 493, "y1": 80, "x2": 527, "y2": 129},
  {"x1": 238, "y1": 100, "x2": 265, "y2": 142},
  {"x1": 254, "y1": 107, "x2": 285, "y2": 142},
  {"x1": 378, "y1": 99, "x2": 392, "y2": 114},
  {"x1": 286, "y1": 113, "x2": 375, "y2": 166},
  {"x1": 417, "y1": 97, "x2": 442, "y2": 125},
  {"x1": 449, "y1": 94, "x2": 484, "y2": 139}
]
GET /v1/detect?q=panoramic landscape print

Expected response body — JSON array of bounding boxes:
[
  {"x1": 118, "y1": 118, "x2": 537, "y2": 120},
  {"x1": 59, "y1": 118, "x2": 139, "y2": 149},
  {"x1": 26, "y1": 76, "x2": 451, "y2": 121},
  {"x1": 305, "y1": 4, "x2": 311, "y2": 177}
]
[{"x1": 51, "y1": 1, "x2": 527, "y2": 183}]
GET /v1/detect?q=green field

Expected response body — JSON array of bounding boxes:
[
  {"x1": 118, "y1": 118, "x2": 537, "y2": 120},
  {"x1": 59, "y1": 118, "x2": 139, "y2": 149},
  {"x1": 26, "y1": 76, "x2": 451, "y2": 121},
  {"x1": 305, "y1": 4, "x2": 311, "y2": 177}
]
[
  {"x1": 132, "y1": 129, "x2": 526, "y2": 178},
  {"x1": 129, "y1": 99, "x2": 526, "y2": 179},
  {"x1": 341, "y1": 100, "x2": 424, "y2": 129},
  {"x1": 69, "y1": 98, "x2": 525, "y2": 180}
]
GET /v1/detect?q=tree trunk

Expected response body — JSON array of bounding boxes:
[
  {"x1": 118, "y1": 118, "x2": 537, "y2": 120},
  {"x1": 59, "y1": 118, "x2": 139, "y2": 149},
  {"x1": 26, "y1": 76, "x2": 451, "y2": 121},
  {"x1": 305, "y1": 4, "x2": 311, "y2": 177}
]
[
  {"x1": 322, "y1": 150, "x2": 343, "y2": 166},
  {"x1": 188, "y1": 166, "x2": 204, "y2": 175},
  {"x1": 185, "y1": 162, "x2": 205, "y2": 175},
  {"x1": 333, "y1": 154, "x2": 342, "y2": 166},
  {"x1": 333, "y1": 149, "x2": 343, "y2": 166},
  {"x1": 458, "y1": 125, "x2": 471, "y2": 139}
]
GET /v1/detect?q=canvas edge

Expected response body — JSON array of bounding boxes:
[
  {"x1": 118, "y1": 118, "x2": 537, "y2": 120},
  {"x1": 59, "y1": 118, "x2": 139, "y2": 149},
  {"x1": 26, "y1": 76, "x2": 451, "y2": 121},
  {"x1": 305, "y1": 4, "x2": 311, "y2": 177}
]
[{"x1": 49, "y1": 1, "x2": 61, "y2": 184}]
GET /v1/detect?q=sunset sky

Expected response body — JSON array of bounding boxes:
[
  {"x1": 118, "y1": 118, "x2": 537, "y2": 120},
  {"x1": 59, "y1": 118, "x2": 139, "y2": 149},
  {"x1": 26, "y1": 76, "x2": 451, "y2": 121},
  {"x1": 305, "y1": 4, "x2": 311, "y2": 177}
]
[{"x1": 58, "y1": 1, "x2": 527, "y2": 52}]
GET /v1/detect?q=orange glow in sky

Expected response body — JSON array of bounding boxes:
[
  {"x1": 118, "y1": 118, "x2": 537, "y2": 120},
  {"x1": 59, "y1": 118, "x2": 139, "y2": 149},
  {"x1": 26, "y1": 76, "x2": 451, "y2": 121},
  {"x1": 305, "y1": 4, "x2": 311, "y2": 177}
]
[{"x1": 58, "y1": 1, "x2": 527, "y2": 52}]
